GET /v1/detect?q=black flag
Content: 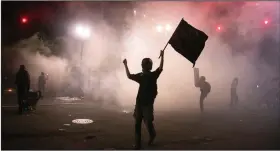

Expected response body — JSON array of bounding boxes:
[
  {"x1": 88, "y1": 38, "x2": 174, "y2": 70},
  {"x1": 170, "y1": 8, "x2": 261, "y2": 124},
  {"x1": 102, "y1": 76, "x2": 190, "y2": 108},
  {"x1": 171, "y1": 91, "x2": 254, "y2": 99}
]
[{"x1": 168, "y1": 18, "x2": 208, "y2": 67}]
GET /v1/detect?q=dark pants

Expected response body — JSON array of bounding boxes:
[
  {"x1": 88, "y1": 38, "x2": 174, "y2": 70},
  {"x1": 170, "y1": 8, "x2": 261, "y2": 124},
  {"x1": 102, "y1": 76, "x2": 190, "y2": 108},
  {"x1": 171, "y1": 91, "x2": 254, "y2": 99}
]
[
  {"x1": 200, "y1": 93, "x2": 208, "y2": 112},
  {"x1": 230, "y1": 92, "x2": 239, "y2": 108},
  {"x1": 17, "y1": 87, "x2": 28, "y2": 114},
  {"x1": 38, "y1": 85, "x2": 45, "y2": 97},
  {"x1": 134, "y1": 104, "x2": 156, "y2": 148}
]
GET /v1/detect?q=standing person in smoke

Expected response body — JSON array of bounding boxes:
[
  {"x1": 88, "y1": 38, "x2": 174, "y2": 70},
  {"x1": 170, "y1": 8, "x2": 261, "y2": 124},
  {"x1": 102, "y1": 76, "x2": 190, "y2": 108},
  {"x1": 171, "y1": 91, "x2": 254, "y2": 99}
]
[
  {"x1": 194, "y1": 68, "x2": 211, "y2": 112},
  {"x1": 230, "y1": 78, "x2": 239, "y2": 108},
  {"x1": 38, "y1": 72, "x2": 47, "y2": 98},
  {"x1": 123, "y1": 50, "x2": 164, "y2": 149},
  {"x1": 70, "y1": 66, "x2": 84, "y2": 98},
  {"x1": 15, "y1": 65, "x2": 30, "y2": 114}
]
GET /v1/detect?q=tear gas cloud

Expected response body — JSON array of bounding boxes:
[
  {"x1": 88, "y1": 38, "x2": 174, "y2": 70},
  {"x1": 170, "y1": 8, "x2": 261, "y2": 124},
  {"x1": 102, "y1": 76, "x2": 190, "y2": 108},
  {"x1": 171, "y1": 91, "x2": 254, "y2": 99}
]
[{"x1": 6, "y1": 2, "x2": 279, "y2": 110}]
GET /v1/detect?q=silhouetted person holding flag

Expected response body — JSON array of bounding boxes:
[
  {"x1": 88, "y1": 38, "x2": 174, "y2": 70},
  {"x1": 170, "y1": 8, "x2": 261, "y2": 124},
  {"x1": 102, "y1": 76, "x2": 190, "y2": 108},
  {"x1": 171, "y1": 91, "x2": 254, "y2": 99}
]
[
  {"x1": 230, "y1": 78, "x2": 239, "y2": 108},
  {"x1": 123, "y1": 50, "x2": 164, "y2": 149},
  {"x1": 15, "y1": 65, "x2": 30, "y2": 114}
]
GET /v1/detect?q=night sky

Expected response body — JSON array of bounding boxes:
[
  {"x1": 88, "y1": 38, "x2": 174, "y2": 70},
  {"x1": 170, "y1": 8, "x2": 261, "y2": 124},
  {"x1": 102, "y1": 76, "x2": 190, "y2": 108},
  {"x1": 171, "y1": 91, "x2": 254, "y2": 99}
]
[
  {"x1": 2, "y1": 1, "x2": 61, "y2": 45},
  {"x1": 1, "y1": 1, "x2": 279, "y2": 90},
  {"x1": 1, "y1": 1, "x2": 279, "y2": 69},
  {"x1": 1, "y1": 1, "x2": 135, "y2": 46}
]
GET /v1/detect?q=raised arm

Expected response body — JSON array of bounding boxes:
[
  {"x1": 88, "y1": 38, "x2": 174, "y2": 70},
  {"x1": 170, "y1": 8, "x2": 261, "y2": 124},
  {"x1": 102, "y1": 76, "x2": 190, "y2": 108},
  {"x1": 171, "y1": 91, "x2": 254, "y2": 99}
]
[
  {"x1": 123, "y1": 59, "x2": 141, "y2": 83},
  {"x1": 159, "y1": 50, "x2": 164, "y2": 70},
  {"x1": 123, "y1": 59, "x2": 132, "y2": 79},
  {"x1": 194, "y1": 68, "x2": 200, "y2": 88}
]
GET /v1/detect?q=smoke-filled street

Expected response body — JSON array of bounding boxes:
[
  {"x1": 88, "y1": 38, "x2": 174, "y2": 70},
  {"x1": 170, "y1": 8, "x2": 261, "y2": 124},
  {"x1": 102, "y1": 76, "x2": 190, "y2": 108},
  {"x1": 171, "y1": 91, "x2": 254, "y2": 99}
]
[
  {"x1": 1, "y1": 1, "x2": 280, "y2": 150},
  {"x1": 2, "y1": 91, "x2": 280, "y2": 149},
  {"x1": 2, "y1": 97, "x2": 280, "y2": 150}
]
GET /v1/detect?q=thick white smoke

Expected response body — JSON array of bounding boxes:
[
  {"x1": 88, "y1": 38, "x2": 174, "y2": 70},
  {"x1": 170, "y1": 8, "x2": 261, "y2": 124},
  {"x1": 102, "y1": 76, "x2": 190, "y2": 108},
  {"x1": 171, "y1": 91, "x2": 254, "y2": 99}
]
[
  {"x1": 7, "y1": 2, "x2": 279, "y2": 111},
  {"x1": 117, "y1": 1, "x2": 279, "y2": 110},
  {"x1": 5, "y1": 33, "x2": 68, "y2": 94}
]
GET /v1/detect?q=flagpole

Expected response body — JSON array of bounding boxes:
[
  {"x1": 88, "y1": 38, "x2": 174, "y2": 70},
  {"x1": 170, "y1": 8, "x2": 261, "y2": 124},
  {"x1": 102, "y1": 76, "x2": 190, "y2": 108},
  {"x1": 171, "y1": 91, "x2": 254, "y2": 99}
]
[
  {"x1": 159, "y1": 18, "x2": 184, "y2": 59},
  {"x1": 162, "y1": 42, "x2": 169, "y2": 52}
]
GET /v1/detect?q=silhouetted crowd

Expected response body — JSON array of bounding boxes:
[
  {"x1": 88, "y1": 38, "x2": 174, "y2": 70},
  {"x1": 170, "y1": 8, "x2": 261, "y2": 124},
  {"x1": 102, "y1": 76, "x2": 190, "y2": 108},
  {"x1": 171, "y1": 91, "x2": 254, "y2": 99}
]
[
  {"x1": 14, "y1": 50, "x2": 279, "y2": 150},
  {"x1": 15, "y1": 65, "x2": 46, "y2": 114}
]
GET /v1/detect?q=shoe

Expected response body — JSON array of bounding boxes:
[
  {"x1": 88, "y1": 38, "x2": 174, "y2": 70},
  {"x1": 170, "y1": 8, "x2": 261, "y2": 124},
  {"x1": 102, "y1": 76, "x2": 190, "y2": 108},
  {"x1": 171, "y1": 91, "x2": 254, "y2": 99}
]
[
  {"x1": 148, "y1": 134, "x2": 156, "y2": 146},
  {"x1": 133, "y1": 144, "x2": 142, "y2": 150}
]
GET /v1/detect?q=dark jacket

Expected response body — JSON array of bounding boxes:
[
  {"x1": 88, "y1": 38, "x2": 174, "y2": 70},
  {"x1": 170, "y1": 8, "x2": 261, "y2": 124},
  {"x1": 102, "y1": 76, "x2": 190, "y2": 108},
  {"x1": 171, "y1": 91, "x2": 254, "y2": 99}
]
[{"x1": 15, "y1": 69, "x2": 30, "y2": 90}]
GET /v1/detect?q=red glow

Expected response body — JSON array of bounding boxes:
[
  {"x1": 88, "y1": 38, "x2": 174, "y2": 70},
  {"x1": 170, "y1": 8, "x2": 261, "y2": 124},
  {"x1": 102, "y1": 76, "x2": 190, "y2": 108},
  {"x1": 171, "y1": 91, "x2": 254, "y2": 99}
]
[
  {"x1": 264, "y1": 20, "x2": 269, "y2": 25},
  {"x1": 216, "y1": 25, "x2": 222, "y2": 31},
  {"x1": 21, "y1": 17, "x2": 28, "y2": 24}
]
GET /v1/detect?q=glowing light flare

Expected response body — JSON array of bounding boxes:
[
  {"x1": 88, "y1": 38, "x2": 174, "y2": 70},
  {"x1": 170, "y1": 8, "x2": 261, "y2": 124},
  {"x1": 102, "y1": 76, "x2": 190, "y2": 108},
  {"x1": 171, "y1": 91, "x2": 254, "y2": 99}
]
[
  {"x1": 156, "y1": 25, "x2": 163, "y2": 33},
  {"x1": 133, "y1": 10, "x2": 136, "y2": 15},
  {"x1": 165, "y1": 24, "x2": 172, "y2": 31},
  {"x1": 264, "y1": 20, "x2": 269, "y2": 25},
  {"x1": 216, "y1": 25, "x2": 222, "y2": 32},
  {"x1": 21, "y1": 17, "x2": 28, "y2": 24},
  {"x1": 8, "y1": 89, "x2": 13, "y2": 92},
  {"x1": 75, "y1": 24, "x2": 91, "y2": 40}
]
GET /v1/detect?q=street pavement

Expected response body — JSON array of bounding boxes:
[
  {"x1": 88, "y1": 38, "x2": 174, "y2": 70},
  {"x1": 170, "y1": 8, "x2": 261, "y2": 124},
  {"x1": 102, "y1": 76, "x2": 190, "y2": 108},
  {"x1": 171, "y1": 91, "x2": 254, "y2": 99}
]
[{"x1": 2, "y1": 96, "x2": 280, "y2": 150}]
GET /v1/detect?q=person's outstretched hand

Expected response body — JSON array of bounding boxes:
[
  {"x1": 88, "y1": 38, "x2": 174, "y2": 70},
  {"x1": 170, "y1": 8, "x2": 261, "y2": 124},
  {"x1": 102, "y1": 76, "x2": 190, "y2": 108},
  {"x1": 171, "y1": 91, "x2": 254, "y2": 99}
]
[
  {"x1": 160, "y1": 50, "x2": 164, "y2": 57},
  {"x1": 123, "y1": 59, "x2": 127, "y2": 65},
  {"x1": 159, "y1": 50, "x2": 164, "y2": 58}
]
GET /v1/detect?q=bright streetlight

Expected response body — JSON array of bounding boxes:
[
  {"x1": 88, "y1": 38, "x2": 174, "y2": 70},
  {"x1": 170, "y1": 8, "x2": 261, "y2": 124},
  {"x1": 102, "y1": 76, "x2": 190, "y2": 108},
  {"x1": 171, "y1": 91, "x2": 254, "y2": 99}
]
[
  {"x1": 156, "y1": 24, "x2": 172, "y2": 34},
  {"x1": 75, "y1": 24, "x2": 91, "y2": 40},
  {"x1": 73, "y1": 24, "x2": 91, "y2": 60}
]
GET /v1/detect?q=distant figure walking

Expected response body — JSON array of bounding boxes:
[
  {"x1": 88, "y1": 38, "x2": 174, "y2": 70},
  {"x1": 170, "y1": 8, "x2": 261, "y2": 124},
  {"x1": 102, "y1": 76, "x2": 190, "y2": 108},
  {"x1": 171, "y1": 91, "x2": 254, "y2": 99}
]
[
  {"x1": 38, "y1": 72, "x2": 47, "y2": 98},
  {"x1": 123, "y1": 50, "x2": 164, "y2": 149},
  {"x1": 194, "y1": 68, "x2": 211, "y2": 112},
  {"x1": 15, "y1": 65, "x2": 30, "y2": 114},
  {"x1": 230, "y1": 78, "x2": 239, "y2": 108}
]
